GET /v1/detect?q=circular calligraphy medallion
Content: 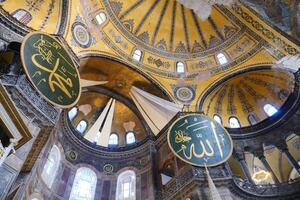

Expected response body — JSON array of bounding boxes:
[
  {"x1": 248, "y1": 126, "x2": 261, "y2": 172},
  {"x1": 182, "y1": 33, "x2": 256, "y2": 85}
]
[
  {"x1": 167, "y1": 114, "x2": 233, "y2": 167},
  {"x1": 66, "y1": 150, "x2": 78, "y2": 161},
  {"x1": 72, "y1": 22, "x2": 92, "y2": 48},
  {"x1": 21, "y1": 32, "x2": 81, "y2": 108},
  {"x1": 175, "y1": 86, "x2": 195, "y2": 102},
  {"x1": 103, "y1": 164, "x2": 114, "y2": 174}
]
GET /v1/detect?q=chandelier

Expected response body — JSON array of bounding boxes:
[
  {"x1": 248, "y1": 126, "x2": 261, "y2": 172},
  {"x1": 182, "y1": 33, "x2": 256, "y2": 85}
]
[{"x1": 177, "y1": 0, "x2": 237, "y2": 21}]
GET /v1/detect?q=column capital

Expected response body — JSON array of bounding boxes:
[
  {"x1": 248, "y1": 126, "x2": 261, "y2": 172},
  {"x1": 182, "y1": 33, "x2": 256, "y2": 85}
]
[
  {"x1": 252, "y1": 150, "x2": 264, "y2": 159},
  {"x1": 275, "y1": 142, "x2": 288, "y2": 152}
]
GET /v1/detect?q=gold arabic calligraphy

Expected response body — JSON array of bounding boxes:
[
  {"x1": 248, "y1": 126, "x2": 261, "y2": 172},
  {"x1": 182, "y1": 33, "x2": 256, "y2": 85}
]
[
  {"x1": 175, "y1": 119, "x2": 224, "y2": 161},
  {"x1": 31, "y1": 35, "x2": 76, "y2": 98}
]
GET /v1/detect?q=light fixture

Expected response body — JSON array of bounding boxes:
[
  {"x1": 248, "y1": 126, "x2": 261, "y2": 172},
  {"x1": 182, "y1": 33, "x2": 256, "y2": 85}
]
[
  {"x1": 177, "y1": 0, "x2": 237, "y2": 21},
  {"x1": 252, "y1": 170, "x2": 271, "y2": 183}
]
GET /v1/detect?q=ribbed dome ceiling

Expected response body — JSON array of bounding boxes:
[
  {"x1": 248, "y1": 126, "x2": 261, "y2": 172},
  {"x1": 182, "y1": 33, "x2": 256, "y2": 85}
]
[
  {"x1": 200, "y1": 68, "x2": 295, "y2": 128},
  {"x1": 105, "y1": 0, "x2": 239, "y2": 57}
]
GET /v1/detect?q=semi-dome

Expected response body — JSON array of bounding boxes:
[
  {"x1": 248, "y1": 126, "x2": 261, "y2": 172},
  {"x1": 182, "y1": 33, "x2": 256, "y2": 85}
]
[{"x1": 199, "y1": 68, "x2": 295, "y2": 128}]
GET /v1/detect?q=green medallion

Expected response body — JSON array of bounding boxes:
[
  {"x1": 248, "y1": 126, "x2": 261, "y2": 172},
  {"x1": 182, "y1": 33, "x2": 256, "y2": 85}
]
[
  {"x1": 21, "y1": 32, "x2": 81, "y2": 108},
  {"x1": 168, "y1": 114, "x2": 233, "y2": 167}
]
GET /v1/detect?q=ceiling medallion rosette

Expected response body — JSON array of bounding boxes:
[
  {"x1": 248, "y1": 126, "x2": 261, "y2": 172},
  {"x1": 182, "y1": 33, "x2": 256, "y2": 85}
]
[{"x1": 177, "y1": 0, "x2": 237, "y2": 20}]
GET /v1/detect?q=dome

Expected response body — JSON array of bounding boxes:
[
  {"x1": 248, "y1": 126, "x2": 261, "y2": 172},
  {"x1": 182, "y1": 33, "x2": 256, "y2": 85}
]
[
  {"x1": 199, "y1": 68, "x2": 295, "y2": 128},
  {"x1": 68, "y1": 91, "x2": 147, "y2": 148},
  {"x1": 105, "y1": 0, "x2": 239, "y2": 58}
]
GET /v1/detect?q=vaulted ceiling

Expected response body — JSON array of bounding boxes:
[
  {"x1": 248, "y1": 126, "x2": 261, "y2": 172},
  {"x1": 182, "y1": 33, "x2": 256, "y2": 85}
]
[{"x1": 0, "y1": 0, "x2": 299, "y2": 128}]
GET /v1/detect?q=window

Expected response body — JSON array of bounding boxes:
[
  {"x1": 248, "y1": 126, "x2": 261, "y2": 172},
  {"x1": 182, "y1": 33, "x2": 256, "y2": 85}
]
[
  {"x1": 41, "y1": 145, "x2": 60, "y2": 188},
  {"x1": 263, "y1": 104, "x2": 278, "y2": 117},
  {"x1": 248, "y1": 114, "x2": 257, "y2": 125},
  {"x1": 132, "y1": 49, "x2": 142, "y2": 62},
  {"x1": 216, "y1": 53, "x2": 228, "y2": 65},
  {"x1": 116, "y1": 170, "x2": 136, "y2": 200},
  {"x1": 76, "y1": 120, "x2": 88, "y2": 134},
  {"x1": 176, "y1": 62, "x2": 185, "y2": 73},
  {"x1": 12, "y1": 9, "x2": 32, "y2": 25},
  {"x1": 68, "y1": 107, "x2": 78, "y2": 121},
  {"x1": 108, "y1": 133, "x2": 118, "y2": 146},
  {"x1": 229, "y1": 117, "x2": 241, "y2": 128},
  {"x1": 126, "y1": 132, "x2": 136, "y2": 145},
  {"x1": 69, "y1": 167, "x2": 97, "y2": 200},
  {"x1": 95, "y1": 12, "x2": 107, "y2": 25},
  {"x1": 213, "y1": 115, "x2": 222, "y2": 124}
]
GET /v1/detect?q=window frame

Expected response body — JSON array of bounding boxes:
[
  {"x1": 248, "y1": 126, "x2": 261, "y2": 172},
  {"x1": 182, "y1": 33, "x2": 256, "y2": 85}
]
[
  {"x1": 69, "y1": 167, "x2": 97, "y2": 200},
  {"x1": 76, "y1": 120, "x2": 88, "y2": 134},
  {"x1": 176, "y1": 61, "x2": 185, "y2": 74},
  {"x1": 94, "y1": 12, "x2": 107, "y2": 25},
  {"x1": 125, "y1": 131, "x2": 136, "y2": 145},
  {"x1": 213, "y1": 114, "x2": 222, "y2": 125},
  {"x1": 263, "y1": 104, "x2": 278, "y2": 117},
  {"x1": 228, "y1": 116, "x2": 241, "y2": 128},
  {"x1": 216, "y1": 52, "x2": 228, "y2": 65},
  {"x1": 116, "y1": 170, "x2": 136, "y2": 200},
  {"x1": 41, "y1": 145, "x2": 61, "y2": 188},
  {"x1": 132, "y1": 49, "x2": 143, "y2": 62},
  {"x1": 108, "y1": 133, "x2": 119, "y2": 147},
  {"x1": 68, "y1": 107, "x2": 78, "y2": 121}
]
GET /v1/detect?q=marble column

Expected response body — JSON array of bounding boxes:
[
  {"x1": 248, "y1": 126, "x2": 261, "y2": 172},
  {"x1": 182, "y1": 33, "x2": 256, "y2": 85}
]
[
  {"x1": 149, "y1": 141, "x2": 159, "y2": 198},
  {"x1": 233, "y1": 151, "x2": 254, "y2": 184}
]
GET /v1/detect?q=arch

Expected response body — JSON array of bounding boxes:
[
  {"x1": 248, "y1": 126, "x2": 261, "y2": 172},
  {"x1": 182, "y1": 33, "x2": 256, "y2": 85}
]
[
  {"x1": 76, "y1": 120, "x2": 88, "y2": 134},
  {"x1": 126, "y1": 132, "x2": 136, "y2": 145},
  {"x1": 132, "y1": 49, "x2": 142, "y2": 61},
  {"x1": 216, "y1": 52, "x2": 228, "y2": 65},
  {"x1": 263, "y1": 104, "x2": 278, "y2": 117},
  {"x1": 108, "y1": 133, "x2": 119, "y2": 146},
  {"x1": 116, "y1": 170, "x2": 136, "y2": 200},
  {"x1": 176, "y1": 61, "x2": 185, "y2": 73},
  {"x1": 229, "y1": 117, "x2": 241, "y2": 128},
  {"x1": 69, "y1": 167, "x2": 97, "y2": 200},
  {"x1": 68, "y1": 107, "x2": 78, "y2": 121},
  {"x1": 41, "y1": 145, "x2": 61, "y2": 188},
  {"x1": 213, "y1": 114, "x2": 222, "y2": 124},
  {"x1": 28, "y1": 192, "x2": 44, "y2": 200}
]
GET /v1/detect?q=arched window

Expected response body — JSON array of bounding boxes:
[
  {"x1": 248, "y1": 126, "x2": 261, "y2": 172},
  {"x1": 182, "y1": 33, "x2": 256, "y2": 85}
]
[
  {"x1": 41, "y1": 145, "x2": 60, "y2": 188},
  {"x1": 229, "y1": 117, "x2": 241, "y2": 128},
  {"x1": 95, "y1": 12, "x2": 107, "y2": 25},
  {"x1": 216, "y1": 53, "x2": 228, "y2": 65},
  {"x1": 132, "y1": 49, "x2": 142, "y2": 61},
  {"x1": 76, "y1": 120, "x2": 88, "y2": 134},
  {"x1": 176, "y1": 62, "x2": 185, "y2": 73},
  {"x1": 263, "y1": 104, "x2": 278, "y2": 117},
  {"x1": 68, "y1": 107, "x2": 78, "y2": 121},
  {"x1": 248, "y1": 114, "x2": 257, "y2": 125},
  {"x1": 116, "y1": 170, "x2": 136, "y2": 200},
  {"x1": 126, "y1": 132, "x2": 136, "y2": 145},
  {"x1": 12, "y1": 9, "x2": 32, "y2": 25},
  {"x1": 108, "y1": 133, "x2": 118, "y2": 146},
  {"x1": 69, "y1": 167, "x2": 97, "y2": 200},
  {"x1": 213, "y1": 115, "x2": 222, "y2": 124}
]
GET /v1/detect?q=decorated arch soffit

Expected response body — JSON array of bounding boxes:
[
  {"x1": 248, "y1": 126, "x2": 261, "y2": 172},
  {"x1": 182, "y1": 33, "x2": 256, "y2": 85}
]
[
  {"x1": 1, "y1": 0, "x2": 300, "y2": 110},
  {"x1": 0, "y1": 0, "x2": 67, "y2": 34}
]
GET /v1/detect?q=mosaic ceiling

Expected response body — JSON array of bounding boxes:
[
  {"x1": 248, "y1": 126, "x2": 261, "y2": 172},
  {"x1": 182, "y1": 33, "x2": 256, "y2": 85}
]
[
  {"x1": 0, "y1": 0, "x2": 300, "y2": 127},
  {"x1": 105, "y1": 0, "x2": 239, "y2": 57},
  {"x1": 200, "y1": 68, "x2": 295, "y2": 127}
]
